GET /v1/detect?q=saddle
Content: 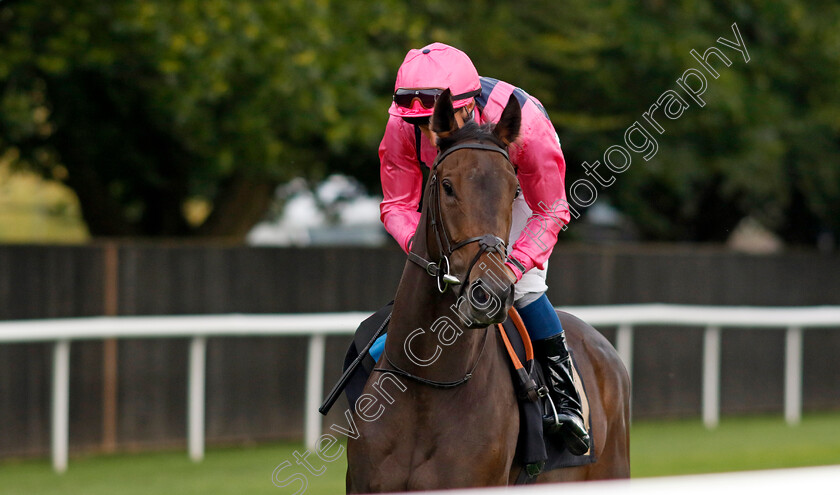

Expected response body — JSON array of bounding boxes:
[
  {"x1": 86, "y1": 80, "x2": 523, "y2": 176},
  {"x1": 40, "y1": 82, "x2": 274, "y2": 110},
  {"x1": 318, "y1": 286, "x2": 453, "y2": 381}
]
[
  {"x1": 497, "y1": 307, "x2": 597, "y2": 482},
  {"x1": 328, "y1": 302, "x2": 596, "y2": 482}
]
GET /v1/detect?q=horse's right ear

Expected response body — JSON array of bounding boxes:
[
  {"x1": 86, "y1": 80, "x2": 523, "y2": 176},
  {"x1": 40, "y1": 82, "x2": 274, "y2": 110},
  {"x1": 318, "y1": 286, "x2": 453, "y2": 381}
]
[
  {"x1": 493, "y1": 94, "x2": 521, "y2": 146},
  {"x1": 431, "y1": 88, "x2": 458, "y2": 139}
]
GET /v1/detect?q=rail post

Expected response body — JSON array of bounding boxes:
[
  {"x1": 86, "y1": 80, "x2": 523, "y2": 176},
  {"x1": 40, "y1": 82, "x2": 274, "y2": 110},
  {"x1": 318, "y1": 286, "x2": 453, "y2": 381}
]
[
  {"x1": 784, "y1": 326, "x2": 803, "y2": 426},
  {"x1": 305, "y1": 334, "x2": 326, "y2": 450},
  {"x1": 51, "y1": 339, "x2": 71, "y2": 473},
  {"x1": 616, "y1": 323, "x2": 634, "y2": 383},
  {"x1": 702, "y1": 326, "x2": 721, "y2": 429},
  {"x1": 188, "y1": 336, "x2": 207, "y2": 462}
]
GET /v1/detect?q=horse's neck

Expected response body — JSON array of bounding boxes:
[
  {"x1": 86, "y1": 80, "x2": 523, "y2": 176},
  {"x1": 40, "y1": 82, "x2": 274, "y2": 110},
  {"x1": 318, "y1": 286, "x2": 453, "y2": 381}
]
[{"x1": 385, "y1": 236, "x2": 486, "y2": 381}]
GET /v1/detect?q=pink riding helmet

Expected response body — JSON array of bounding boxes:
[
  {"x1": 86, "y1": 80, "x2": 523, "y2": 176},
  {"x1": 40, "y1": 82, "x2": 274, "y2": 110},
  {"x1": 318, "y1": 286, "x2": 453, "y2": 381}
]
[{"x1": 388, "y1": 42, "x2": 481, "y2": 118}]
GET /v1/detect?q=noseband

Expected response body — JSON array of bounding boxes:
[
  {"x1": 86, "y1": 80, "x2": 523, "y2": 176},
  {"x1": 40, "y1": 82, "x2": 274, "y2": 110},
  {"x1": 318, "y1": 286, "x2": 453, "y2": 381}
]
[{"x1": 408, "y1": 141, "x2": 514, "y2": 295}]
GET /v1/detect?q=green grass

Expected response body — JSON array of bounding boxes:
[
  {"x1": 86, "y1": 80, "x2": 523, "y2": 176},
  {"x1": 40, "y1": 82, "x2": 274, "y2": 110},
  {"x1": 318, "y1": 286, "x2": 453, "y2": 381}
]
[
  {"x1": 2, "y1": 413, "x2": 839, "y2": 494},
  {"x1": 0, "y1": 443, "x2": 346, "y2": 495},
  {"x1": 630, "y1": 412, "x2": 840, "y2": 477}
]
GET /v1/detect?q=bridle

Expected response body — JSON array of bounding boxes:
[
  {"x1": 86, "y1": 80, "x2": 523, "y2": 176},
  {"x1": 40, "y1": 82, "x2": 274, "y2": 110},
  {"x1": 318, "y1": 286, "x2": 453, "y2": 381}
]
[
  {"x1": 407, "y1": 141, "x2": 515, "y2": 296},
  {"x1": 374, "y1": 140, "x2": 516, "y2": 389}
]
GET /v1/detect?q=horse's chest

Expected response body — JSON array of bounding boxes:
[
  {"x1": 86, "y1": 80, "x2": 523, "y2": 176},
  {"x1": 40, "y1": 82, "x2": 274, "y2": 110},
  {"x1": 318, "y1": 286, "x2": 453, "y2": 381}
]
[
  {"x1": 362, "y1": 396, "x2": 516, "y2": 488},
  {"x1": 368, "y1": 434, "x2": 510, "y2": 490}
]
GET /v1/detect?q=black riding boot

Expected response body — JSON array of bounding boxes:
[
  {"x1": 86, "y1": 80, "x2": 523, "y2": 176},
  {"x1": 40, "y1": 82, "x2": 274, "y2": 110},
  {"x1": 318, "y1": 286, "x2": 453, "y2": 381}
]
[{"x1": 533, "y1": 332, "x2": 590, "y2": 456}]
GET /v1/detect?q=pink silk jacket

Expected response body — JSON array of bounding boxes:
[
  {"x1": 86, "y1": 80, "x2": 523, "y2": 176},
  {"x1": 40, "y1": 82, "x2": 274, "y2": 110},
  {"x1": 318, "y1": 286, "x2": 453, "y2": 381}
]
[{"x1": 379, "y1": 77, "x2": 571, "y2": 281}]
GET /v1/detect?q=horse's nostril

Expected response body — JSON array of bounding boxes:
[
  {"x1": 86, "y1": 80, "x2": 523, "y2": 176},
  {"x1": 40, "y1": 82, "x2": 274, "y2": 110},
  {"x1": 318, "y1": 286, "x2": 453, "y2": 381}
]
[{"x1": 471, "y1": 283, "x2": 489, "y2": 305}]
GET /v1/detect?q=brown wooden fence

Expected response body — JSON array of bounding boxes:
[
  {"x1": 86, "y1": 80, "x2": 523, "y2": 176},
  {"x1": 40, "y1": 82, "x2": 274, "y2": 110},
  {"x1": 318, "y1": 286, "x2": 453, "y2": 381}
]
[{"x1": 1, "y1": 243, "x2": 838, "y2": 457}]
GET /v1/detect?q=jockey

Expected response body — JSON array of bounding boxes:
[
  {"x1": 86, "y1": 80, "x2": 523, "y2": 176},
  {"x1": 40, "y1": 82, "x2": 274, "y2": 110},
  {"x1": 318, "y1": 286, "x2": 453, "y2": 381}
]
[{"x1": 374, "y1": 42, "x2": 590, "y2": 456}]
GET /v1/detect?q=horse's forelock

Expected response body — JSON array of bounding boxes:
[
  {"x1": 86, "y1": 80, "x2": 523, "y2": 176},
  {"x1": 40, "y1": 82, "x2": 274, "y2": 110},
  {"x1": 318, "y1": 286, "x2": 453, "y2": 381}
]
[{"x1": 437, "y1": 121, "x2": 505, "y2": 155}]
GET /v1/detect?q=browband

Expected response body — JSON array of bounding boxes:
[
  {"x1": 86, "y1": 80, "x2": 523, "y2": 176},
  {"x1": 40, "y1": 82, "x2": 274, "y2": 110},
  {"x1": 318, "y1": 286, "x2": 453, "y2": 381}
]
[{"x1": 432, "y1": 142, "x2": 510, "y2": 169}]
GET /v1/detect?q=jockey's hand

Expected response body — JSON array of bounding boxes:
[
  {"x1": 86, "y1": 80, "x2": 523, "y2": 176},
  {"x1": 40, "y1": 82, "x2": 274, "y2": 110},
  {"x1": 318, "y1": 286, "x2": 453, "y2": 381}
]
[{"x1": 504, "y1": 265, "x2": 518, "y2": 285}]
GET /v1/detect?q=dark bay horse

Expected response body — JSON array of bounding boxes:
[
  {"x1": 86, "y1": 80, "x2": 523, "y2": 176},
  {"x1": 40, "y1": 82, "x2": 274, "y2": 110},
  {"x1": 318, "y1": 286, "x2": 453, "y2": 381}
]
[{"x1": 346, "y1": 90, "x2": 630, "y2": 492}]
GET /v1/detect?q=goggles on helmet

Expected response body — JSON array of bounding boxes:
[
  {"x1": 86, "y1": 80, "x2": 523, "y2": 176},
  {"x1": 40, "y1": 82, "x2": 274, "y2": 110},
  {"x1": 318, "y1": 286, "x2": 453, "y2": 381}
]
[{"x1": 393, "y1": 88, "x2": 481, "y2": 109}]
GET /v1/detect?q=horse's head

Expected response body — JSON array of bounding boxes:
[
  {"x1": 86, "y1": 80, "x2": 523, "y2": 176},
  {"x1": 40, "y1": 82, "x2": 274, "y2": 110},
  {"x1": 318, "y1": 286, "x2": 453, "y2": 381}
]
[{"x1": 419, "y1": 89, "x2": 521, "y2": 328}]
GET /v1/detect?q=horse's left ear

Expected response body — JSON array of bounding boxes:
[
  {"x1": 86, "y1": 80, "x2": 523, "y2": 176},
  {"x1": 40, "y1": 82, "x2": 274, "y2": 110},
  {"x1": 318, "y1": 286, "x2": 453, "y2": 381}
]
[
  {"x1": 431, "y1": 88, "x2": 458, "y2": 139},
  {"x1": 493, "y1": 94, "x2": 521, "y2": 146}
]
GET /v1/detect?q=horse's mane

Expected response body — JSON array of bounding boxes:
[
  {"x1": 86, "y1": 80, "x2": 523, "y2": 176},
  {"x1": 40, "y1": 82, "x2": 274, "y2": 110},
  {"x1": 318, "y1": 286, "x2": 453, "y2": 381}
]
[{"x1": 436, "y1": 121, "x2": 505, "y2": 154}]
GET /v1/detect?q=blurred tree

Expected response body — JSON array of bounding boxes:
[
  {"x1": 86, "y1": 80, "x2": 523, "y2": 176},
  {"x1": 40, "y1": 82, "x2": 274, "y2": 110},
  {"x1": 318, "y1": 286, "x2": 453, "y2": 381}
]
[
  {"x1": 409, "y1": 0, "x2": 839, "y2": 245},
  {"x1": 1, "y1": 0, "x2": 837, "y2": 244},
  {"x1": 473, "y1": 0, "x2": 840, "y2": 245},
  {"x1": 0, "y1": 0, "x2": 418, "y2": 236}
]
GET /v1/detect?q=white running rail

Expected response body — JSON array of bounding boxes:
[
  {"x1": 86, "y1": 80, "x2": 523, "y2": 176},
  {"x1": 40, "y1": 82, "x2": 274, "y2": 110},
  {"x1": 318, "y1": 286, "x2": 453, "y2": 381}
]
[
  {"x1": 1, "y1": 304, "x2": 838, "y2": 473},
  {"x1": 386, "y1": 464, "x2": 840, "y2": 494}
]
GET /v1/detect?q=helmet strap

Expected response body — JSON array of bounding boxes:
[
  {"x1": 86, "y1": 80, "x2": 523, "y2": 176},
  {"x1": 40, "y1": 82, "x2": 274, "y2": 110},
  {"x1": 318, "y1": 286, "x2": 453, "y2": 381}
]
[
  {"x1": 414, "y1": 124, "x2": 427, "y2": 213},
  {"x1": 414, "y1": 124, "x2": 427, "y2": 169}
]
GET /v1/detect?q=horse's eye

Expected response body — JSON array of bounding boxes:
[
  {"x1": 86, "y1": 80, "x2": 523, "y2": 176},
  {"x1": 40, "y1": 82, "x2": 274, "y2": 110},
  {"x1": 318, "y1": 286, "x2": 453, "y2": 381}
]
[
  {"x1": 442, "y1": 180, "x2": 455, "y2": 197},
  {"x1": 514, "y1": 186, "x2": 521, "y2": 199}
]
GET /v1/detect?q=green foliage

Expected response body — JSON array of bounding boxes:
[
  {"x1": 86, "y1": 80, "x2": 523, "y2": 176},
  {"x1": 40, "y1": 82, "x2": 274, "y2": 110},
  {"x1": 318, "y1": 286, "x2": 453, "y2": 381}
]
[
  {"x1": 443, "y1": 0, "x2": 840, "y2": 244},
  {"x1": 0, "y1": 0, "x2": 422, "y2": 236},
  {"x1": 0, "y1": 0, "x2": 838, "y2": 242}
]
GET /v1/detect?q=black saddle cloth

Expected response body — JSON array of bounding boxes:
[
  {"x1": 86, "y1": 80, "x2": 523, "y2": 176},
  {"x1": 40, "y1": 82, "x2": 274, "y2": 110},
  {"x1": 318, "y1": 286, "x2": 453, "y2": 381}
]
[
  {"x1": 342, "y1": 301, "x2": 394, "y2": 412},
  {"x1": 339, "y1": 303, "x2": 596, "y2": 479},
  {"x1": 498, "y1": 317, "x2": 597, "y2": 475}
]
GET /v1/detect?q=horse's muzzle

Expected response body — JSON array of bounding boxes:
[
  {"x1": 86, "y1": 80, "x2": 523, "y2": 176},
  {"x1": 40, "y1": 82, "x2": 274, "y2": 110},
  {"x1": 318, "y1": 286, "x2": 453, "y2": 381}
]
[{"x1": 465, "y1": 278, "x2": 514, "y2": 327}]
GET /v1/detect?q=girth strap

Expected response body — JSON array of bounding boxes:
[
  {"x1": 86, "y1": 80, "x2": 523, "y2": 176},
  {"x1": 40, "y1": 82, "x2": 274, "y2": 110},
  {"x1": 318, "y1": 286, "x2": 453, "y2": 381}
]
[
  {"x1": 496, "y1": 307, "x2": 534, "y2": 370},
  {"x1": 497, "y1": 307, "x2": 542, "y2": 403}
]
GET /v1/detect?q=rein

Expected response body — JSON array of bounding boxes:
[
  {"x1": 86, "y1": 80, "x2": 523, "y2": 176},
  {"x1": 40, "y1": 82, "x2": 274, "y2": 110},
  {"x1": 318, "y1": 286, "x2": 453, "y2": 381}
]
[
  {"x1": 373, "y1": 327, "x2": 490, "y2": 388},
  {"x1": 408, "y1": 141, "x2": 514, "y2": 295}
]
